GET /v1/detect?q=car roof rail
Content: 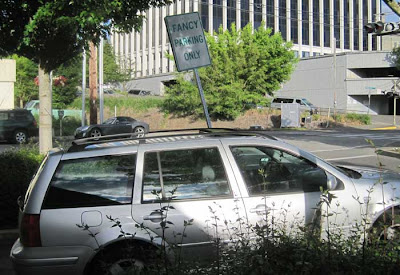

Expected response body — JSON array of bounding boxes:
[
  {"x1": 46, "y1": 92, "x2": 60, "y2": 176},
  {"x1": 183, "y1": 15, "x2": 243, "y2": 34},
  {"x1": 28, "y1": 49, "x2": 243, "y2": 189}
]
[{"x1": 68, "y1": 128, "x2": 277, "y2": 152}]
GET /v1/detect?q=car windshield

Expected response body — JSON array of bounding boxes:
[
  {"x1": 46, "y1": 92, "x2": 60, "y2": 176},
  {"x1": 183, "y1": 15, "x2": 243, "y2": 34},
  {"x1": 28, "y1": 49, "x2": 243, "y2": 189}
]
[
  {"x1": 24, "y1": 101, "x2": 37, "y2": 109},
  {"x1": 103, "y1": 118, "x2": 115, "y2": 124},
  {"x1": 301, "y1": 98, "x2": 314, "y2": 106}
]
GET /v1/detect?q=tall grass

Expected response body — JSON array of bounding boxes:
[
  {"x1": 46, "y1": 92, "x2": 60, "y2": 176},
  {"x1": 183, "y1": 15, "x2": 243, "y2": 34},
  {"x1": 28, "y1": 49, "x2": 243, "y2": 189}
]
[{"x1": 68, "y1": 96, "x2": 164, "y2": 112}]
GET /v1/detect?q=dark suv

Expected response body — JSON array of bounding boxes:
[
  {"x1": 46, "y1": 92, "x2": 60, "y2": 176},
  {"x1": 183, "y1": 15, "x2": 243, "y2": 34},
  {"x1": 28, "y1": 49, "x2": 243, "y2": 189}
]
[{"x1": 0, "y1": 109, "x2": 38, "y2": 143}]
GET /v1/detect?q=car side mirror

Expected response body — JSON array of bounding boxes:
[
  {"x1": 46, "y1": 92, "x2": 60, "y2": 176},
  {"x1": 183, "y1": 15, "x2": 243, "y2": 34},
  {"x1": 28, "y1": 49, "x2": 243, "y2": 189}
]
[
  {"x1": 326, "y1": 172, "x2": 338, "y2": 190},
  {"x1": 115, "y1": 120, "x2": 119, "y2": 124}
]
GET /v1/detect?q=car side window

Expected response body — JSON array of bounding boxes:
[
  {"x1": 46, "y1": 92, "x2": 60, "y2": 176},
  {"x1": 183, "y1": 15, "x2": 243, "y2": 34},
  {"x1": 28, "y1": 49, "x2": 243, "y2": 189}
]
[
  {"x1": 142, "y1": 147, "x2": 231, "y2": 202},
  {"x1": 231, "y1": 146, "x2": 327, "y2": 195},
  {"x1": 43, "y1": 154, "x2": 136, "y2": 209},
  {"x1": 0, "y1": 113, "x2": 7, "y2": 121}
]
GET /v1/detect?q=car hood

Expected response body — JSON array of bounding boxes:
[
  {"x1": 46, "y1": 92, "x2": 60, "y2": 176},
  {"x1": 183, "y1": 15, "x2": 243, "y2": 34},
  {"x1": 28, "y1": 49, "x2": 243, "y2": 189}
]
[{"x1": 339, "y1": 165, "x2": 400, "y2": 182}]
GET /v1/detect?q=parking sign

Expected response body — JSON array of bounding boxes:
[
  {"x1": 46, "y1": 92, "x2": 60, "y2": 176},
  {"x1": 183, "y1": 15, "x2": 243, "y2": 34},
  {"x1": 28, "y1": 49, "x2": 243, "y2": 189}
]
[{"x1": 165, "y1": 12, "x2": 211, "y2": 72}]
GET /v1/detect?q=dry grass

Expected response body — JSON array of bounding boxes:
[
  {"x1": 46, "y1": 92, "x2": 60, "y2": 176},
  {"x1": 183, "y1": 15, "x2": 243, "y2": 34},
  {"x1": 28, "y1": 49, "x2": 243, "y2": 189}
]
[{"x1": 104, "y1": 107, "x2": 283, "y2": 130}]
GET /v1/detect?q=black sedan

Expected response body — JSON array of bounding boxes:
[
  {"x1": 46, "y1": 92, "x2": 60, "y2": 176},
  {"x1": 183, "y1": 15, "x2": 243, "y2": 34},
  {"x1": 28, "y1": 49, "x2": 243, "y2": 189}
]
[{"x1": 74, "y1": 116, "x2": 149, "y2": 139}]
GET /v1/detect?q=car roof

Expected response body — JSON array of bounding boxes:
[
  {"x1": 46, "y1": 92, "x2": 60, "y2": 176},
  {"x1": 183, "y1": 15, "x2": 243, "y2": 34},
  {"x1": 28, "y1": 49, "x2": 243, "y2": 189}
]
[{"x1": 68, "y1": 128, "x2": 278, "y2": 153}]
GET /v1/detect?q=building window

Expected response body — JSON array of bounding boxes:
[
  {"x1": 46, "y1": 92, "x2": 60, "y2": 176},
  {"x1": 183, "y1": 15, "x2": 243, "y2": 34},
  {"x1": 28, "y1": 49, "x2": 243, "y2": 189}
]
[
  {"x1": 200, "y1": 0, "x2": 209, "y2": 32},
  {"x1": 302, "y1": 0, "x2": 309, "y2": 45},
  {"x1": 227, "y1": 0, "x2": 236, "y2": 29},
  {"x1": 267, "y1": 0, "x2": 274, "y2": 31},
  {"x1": 241, "y1": 0, "x2": 250, "y2": 28},
  {"x1": 313, "y1": 0, "x2": 320, "y2": 47},
  {"x1": 213, "y1": 0, "x2": 223, "y2": 32},
  {"x1": 254, "y1": 0, "x2": 263, "y2": 29},
  {"x1": 354, "y1": 0, "x2": 359, "y2": 50},
  {"x1": 334, "y1": 0, "x2": 340, "y2": 48},
  {"x1": 279, "y1": 0, "x2": 287, "y2": 40},
  {"x1": 290, "y1": 0, "x2": 297, "y2": 44},
  {"x1": 323, "y1": 0, "x2": 330, "y2": 47}
]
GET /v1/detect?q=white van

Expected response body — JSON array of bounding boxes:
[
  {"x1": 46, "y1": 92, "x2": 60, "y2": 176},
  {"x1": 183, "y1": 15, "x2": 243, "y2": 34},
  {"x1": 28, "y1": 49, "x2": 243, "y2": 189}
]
[{"x1": 271, "y1": 97, "x2": 317, "y2": 114}]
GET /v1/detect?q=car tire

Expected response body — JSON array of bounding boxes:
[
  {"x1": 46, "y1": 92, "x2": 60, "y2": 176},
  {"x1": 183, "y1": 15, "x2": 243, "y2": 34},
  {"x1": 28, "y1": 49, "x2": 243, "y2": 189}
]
[
  {"x1": 86, "y1": 243, "x2": 158, "y2": 275},
  {"x1": 133, "y1": 126, "x2": 145, "y2": 137},
  {"x1": 89, "y1": 128, "x2": 102, "y2": 138},
  {"x1": 13, "y1": 129, "x2": 28, "y2": 144},
  {"x1": 369, "y1": 208, "x2": 400, "y2": 243}
]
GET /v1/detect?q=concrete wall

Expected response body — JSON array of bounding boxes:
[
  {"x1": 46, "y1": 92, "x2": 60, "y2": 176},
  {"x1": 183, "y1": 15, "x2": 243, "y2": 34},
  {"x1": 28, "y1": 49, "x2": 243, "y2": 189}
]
[
  {"x1": 278, "y1": 52, "x2": 395, "y2": 114},
  {"x1": 125, "y1": 73, "x2": 176, "y2": 96},
  {"x1": 0, "y1": 59, "x2": 16, "y2": 110},
  {"x1": 277, "y1": 54, "x2": 347, "y2": 110}
]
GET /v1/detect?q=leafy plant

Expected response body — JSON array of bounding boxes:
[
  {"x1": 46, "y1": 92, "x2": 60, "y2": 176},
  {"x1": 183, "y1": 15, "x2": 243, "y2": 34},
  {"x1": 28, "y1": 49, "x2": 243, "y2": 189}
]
[{"x1": 0, "y1": 145, "x2": 43, "y2": 229}]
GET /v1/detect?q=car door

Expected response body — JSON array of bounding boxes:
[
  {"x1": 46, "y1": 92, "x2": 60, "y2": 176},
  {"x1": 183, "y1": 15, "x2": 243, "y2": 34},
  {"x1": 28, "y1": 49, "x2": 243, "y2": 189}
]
[
  {"x1": 222, "y1": 140, "x2": 325, "y2": 235},
  {"x1": 114, "y1": 117, "x2": 133, "y2": 134},
  {"x1": 40, "y1": 152, "x2": 138, "y2": 250},
  {"x1": 131, "y1": 140, "x2": 245, "y2": 261}
]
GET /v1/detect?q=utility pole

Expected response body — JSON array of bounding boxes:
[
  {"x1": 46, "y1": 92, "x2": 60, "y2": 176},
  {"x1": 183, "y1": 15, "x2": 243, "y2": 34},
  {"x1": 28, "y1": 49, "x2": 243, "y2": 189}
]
[
  {"x1": 99, "y1": 37, "x2": 104, "y2": 123},
  {"x1": 81, "y1": 48, "x2": 86, "y2": 127},
  {"x1": 89, "y1": 42, "x2": 98, "y2": 125}
]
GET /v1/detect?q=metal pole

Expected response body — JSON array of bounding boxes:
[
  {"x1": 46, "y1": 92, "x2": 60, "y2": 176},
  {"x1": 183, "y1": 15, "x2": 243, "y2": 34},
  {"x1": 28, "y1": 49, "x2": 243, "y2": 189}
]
[
  {"x1": 194, "y1": 69, "x2": 212, "y2": 128},
  {"x1": 368, "y1": 90, "x2": 371, "y2": 115},
  {"x1": 333, "y1": 37, "x2": 337, "y2": 115},
  {"x1": 394, "y1": 97, "x2": 397, "y2": 126},
  {"x1": 99, "y1": 37, "x2": 104, "y2": 123},
  {"x1": 81, "y1": 48, "x2": 86, "y2": 127}
]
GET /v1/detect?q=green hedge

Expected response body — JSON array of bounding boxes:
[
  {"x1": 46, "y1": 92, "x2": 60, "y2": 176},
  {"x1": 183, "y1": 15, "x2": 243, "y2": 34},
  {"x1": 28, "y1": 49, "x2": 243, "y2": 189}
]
[{"x1": 0, "y1": 146, "x2": 44, "y2": 229}]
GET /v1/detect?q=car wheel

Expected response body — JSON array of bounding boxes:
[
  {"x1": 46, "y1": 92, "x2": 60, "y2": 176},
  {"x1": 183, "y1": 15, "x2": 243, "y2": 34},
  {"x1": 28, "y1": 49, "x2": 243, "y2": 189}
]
[
  {"x1": 89, "y1": 128, "x2": 102, "y2": 138},
  {"x1": 87, "y1": 244, "x2": 157, "y2": 275},
  {"x1": 369, "y1": 209, "x2": 400, "y2": 243},
  {"x1": 13, "y1": 130, "x2": 28, "y2": 144},
  {"x1": 134, "y1": 126, "x2": 145, "y2": 137}
]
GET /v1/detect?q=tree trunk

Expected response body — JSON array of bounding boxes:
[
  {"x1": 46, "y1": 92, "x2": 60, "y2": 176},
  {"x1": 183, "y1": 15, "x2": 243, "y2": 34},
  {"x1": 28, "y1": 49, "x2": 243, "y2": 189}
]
[
  {"x1": 38, "y1": 64, "x2": 53, "y2": 154},
  {"x1": 89, "y1": 41, "x2": 98, "y2": 125}
]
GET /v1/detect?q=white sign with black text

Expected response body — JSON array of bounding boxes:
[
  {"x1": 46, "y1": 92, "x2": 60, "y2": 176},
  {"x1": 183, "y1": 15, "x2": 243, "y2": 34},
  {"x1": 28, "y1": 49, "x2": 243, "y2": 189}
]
[{"x1": 164, "y1": 12, "x2": 211, "y2": 72}]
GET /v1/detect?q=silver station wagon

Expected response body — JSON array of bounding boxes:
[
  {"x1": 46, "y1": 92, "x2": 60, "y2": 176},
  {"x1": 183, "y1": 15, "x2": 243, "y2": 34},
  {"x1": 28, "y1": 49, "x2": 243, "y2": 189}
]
[{"x1": 10, "y1": 129, "x2": 400, "y2": 274}]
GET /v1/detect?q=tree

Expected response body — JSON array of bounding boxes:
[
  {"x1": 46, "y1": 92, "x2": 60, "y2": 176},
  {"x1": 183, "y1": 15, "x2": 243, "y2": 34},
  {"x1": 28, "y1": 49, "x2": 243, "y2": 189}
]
[
  {"x1": 162, "y1": 24, "x2": 298, "y2": 120},
  {"x1": 104, "y1": 41, "x2": 133, "y2": 84},
  {"x1": 12, "y1": 55, "x2": 38, "y2": 108},
  {"x1": 0, "y1": 0, "x2": 171, "y2": 153}
]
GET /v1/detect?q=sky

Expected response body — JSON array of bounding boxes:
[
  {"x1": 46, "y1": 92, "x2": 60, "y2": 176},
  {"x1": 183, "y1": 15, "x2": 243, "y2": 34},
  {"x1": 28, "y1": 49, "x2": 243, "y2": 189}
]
[{"x1": 382, "y1": 1, "x2": 400, "y2": 22}]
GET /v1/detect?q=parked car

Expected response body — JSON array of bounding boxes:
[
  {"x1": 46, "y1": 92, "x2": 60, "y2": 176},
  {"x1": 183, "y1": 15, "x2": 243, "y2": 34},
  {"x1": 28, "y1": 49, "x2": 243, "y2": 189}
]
[
  {"x1": 25, "y1": 100, "x2": 82, "y2": 120},
  {"x1": 74, "y1": 116, "x2": 149, "y2": 139},
  {"x1": 271, "y1": 96, "x2": 318, "y2": 114},
  {"x1": 128, "y1": 89, "x2": 151, "y2": 96},
  {"x1": 10, "y1": 128, "x2": 400, "y2": 274},
  {"x1": 0, "y1": 109, "x2": 38, "y2": 144}
]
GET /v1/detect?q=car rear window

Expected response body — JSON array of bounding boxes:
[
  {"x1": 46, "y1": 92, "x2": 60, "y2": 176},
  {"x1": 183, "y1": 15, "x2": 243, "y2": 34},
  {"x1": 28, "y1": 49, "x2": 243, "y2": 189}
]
[{"x1": 43, "y1": 154, "x2": 136, "y2": 209}]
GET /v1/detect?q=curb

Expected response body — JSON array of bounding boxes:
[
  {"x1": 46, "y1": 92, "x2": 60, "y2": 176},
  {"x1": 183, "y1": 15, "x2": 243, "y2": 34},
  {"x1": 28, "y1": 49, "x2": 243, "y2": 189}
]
[{"x1": 372, "y1": 126, "x2": 400, "y2": 130}]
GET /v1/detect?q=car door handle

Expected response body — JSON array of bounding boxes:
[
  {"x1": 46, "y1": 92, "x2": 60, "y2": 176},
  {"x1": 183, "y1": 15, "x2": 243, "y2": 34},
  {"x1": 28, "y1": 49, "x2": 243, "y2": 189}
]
[
  {"x1": 250, "y1": 205, "x2": 270, "y2": 214},
  {"x1": 143, "y1": 212, "x2": 167, "y2": 221}
]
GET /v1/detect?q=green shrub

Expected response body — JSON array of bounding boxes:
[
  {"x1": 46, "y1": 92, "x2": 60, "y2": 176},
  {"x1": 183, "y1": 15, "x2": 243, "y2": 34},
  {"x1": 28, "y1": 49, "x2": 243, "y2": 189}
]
[
  {"x1": 345, "y1": 113, "x2": 371, "y2": 125},
  {"x1": 312, "y1": 114, "x2": 321, "y2": 121},
  {"x1": 34, "y1": 114, "x2": 84, "y2": 136},
  {"x1": 53, "y1": 116, "x2": 83, "y2": 136},
  {"x1": 0, "y1": 145, "x2": 44, "y2": 229}
]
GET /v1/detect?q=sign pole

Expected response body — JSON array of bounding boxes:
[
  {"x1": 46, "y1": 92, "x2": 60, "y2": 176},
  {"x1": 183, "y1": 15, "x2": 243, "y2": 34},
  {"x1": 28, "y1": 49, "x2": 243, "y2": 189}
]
[{"x1": 194, "y1": 69, "x2": 212, "y2": 128}]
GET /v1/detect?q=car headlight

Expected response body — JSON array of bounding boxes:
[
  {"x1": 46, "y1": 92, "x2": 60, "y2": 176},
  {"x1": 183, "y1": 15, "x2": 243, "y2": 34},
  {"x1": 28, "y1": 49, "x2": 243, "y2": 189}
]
[{"x1": 76, "y1": 126, "x2": 89, "y2": 133}]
